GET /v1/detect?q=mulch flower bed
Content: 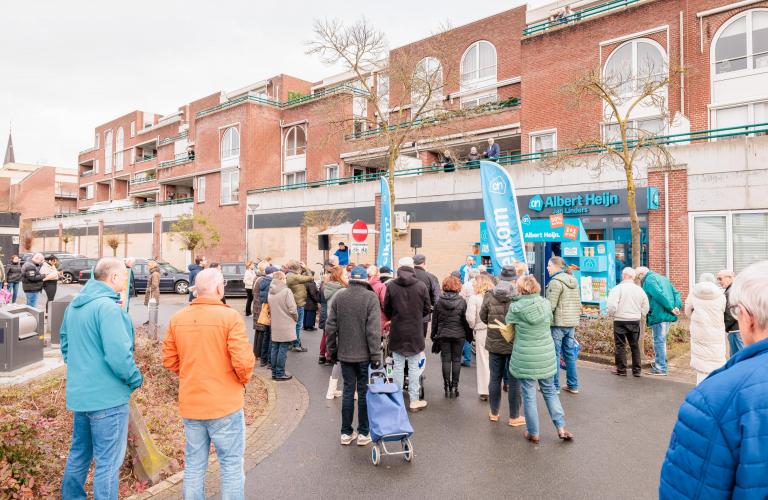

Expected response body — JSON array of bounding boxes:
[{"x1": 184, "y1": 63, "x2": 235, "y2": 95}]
[
  {"x1": 576, "y1": 316, "x2": 690, "y2": 358},
  {"x1": 0, "y1": 327, "x2": 267, "y2": 499}
]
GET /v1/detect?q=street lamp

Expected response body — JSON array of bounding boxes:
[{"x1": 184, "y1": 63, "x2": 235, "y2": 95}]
[{"x1": 84, "y1": 219, "x2": 91, "y2": 257}]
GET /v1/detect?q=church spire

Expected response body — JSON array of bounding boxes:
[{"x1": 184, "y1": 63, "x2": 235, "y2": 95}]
[{"x1": 3, "y1": 123, "x2": 14, "y2": 166}]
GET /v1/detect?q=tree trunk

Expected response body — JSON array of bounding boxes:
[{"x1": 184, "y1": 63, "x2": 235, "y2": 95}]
[
  {"x1": 624, "y1": 164, "x2": 642, "y2": 268},
  {"x1": 388, "y1": 153, "x2": 397, "y2": 267}
]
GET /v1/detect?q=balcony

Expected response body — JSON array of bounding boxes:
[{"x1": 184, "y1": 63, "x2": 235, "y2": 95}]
[
  {"x1": 80, "y1": 170, "x2": 95, "y2": 178},
  {"x1": 136, "y1": 154, "x2": 157, "y2": 164},
  {"x1": 33, "y1": 197, "x2": 193, "y2": 221},
  {"x1": 524, "y1": 0, "x2": 642, "y2": 36},
  {"x1": 78, "y1": 196, "x2": 88, "y2": 201},
  {"x1": 158, "y1": 156, "x2": 193, "y2": 169},
  {"x1": 130, "y1": 173, "x2": 157, "y2": 185},
  {"x1": 55, "y1": 188, "x2": 78, "y2": 198},
  {"x1": 55, "y1": 206, "x2": 79, "y2": 215},
  {"x1": 78, "y1": 147, "x2": 95, "y2": 156},
  {"x1": 158, "y1": 131, "x2": 189, "y2": 146}
]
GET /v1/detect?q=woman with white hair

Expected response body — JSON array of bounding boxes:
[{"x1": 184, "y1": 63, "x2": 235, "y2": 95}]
[
  {"x1": 685, "y1": 273, "x2": 727, "y2": 385},
  {"x1": 460, "y1": 268, "x2": 481, "y2": 303}
]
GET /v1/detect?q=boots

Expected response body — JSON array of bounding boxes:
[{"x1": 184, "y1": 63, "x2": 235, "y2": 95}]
[
  {"x1": 444, "y1": 381, "x2": 451, "y2": 398},
  {"x1": 451, "y1": 381, "x2": 460, "y2": 398},
  {"x1": 326, "y1": 377, "x2": 342, "y2": 400}
]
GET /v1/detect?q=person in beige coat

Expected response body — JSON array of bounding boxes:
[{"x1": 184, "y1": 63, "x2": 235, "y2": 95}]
[
  {"x1": 144, "y1": 261, "x2": 161, "y2": 306},
  {"x1": 685, "y1": 273, "x2": 727, "y2": 385},
  {"x1": 268, "y1": 272, "x2": 298, "y2": 381},
  {"x1": 467, "y1": 275, "x2": 494, "y2": 400}
]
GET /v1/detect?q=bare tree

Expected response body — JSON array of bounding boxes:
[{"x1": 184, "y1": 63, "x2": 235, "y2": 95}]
[
  {"x1": 61, "y1": 233, "x2": 74, "y2": 252},
  {"x1": 300, "y1": 209, "x2": 349, "y2": 239},
  {"x1": 21, "y1": 221, "x2": 38, "y2": 252},
  {"x1": 538, "y1": 56, "x2": 688, "y2": 268}
]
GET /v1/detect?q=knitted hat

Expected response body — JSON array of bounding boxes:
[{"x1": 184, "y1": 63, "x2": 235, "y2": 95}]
[
  {"x1": 265, "y1": 266, "x2": 279, "y2": 275},
  {"x1": 413, "y1": 254, "x2": 426, "y2": 265},
  {"x1": 498, "y1": 265, "x2": 519, "y2": 282},
  {"x1": 398, "y1": 256, "x2": 414, "y2": 268},
  {"x1": 451, "y1": 271, "x2": 463, "y2": 280},
  {"x1": 379, "y1": 266, "x2": 391, "y2": 275},
  {"x1": 350, "y1": 266, "x2": 367, "y2": 280}
]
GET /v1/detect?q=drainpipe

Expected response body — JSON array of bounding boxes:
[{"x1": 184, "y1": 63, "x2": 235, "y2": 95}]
[{"x1": 665, "y1": 172, "x2": 670, "y2": 278}]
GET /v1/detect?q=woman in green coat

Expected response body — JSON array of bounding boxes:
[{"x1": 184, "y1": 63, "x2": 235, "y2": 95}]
[{"x1": 506, "y1": 276, "x2": 574, "y2": 443}]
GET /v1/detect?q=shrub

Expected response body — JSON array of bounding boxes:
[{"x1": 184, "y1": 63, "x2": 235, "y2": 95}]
[
  {"x1": 0, "y1": 409, "x2": 55, "y2": 498},
  {"x1": 576, "y1": 316, "x2": 690, "y2": 357}
]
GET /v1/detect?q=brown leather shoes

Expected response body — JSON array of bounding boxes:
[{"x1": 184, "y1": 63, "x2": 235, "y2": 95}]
[
  {"x1": 524, "y1": 431, "x2": 540, "y2": 444},
  {"x1": 610, "y1": 368, "x2": 627, "y2": 377},
  {"x1": 557, "y1": 428, "x2": 574, "y2": 440}
]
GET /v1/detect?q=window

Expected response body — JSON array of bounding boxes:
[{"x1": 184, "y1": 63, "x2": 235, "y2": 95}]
[
  {"x1": 115, "y1": 151, "x2": 123, "y2": 171},
  {"x1": 130, "y1": 121, "x2": 136, "y2": 138},
  {"x1": 412, "y1": 57, "x2": 443, "y2": 115},
  {"x1": 694, "y1": 216, "x2": 727, "y2": 280},
  {"x1": 222, "y1": 264, "x2": 238, "y2": 274},
  {"x1": 461, "y1": 93, "x2": 498, "y2": 109},
  {"x1": 129, "y1": 148, "x2": 135, "y2": 165},
  {"x1": 713, "y1": 101, "x2": 768, "y2": 140},
  {"x1": 326, "y1": 164, "x2": 339, "y2": 182},
  {"x1": 221, "y1": 128, "x2": 240, "y2": 159},
  {"x1": 285, "y1": 126, "x2": 306, "y2": 157},
  {"x1": 197, "y1": 177, "x2": 205, "y2": 202},
  {"x1": 733, "y1": 212, "x2": 768, "y2": 273},
  {"x1": 283, "y1": 171, "x2": 305, "y2": 188},
  {"x1": 220, "y1": 170, "x2": 239, "y2": 204},
  {"x1": 714, "y1": 10, "x2": 768, "y2": 75},
  {"x1": 604, "y1": 39, "x2": 666, "y2": 95},
  {"x1": 104, "y1": 131, "x2": 112, "y2": 173},
  {"x1": 115, "y1": 127, "x2": 124, "y2": 151},
  {"x1": 86, "y1": 184, "x2": 94, "y2": 199},
  {"x1": 94, "y1": 159, "x2": 99, "y2": 174},
  {"x1": 604, "y1": 118, "x2": 666, "y2": 143},
  {"x1": 460, "y1": 41, "x2": 497, "y2": 86},
  {"x1": 377, "y1": 73, "x2": 389, "y2": 114},
  {"x1": 530, "y1": 130, "x2": 557, "y2": 153},
  {"x1": 95, "y1": 133, "x2": 100, "y2": 150}
]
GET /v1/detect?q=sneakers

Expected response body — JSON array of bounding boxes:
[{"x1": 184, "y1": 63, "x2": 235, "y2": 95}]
[
  {"x1": 645, "y1": 369, "x2": 668, "y2": 376},
  {"x1": 341, "y1": 431, "x2": 358, "y2": 445},
  {"x1": 357, "y1": 434, "x2": 372, "y2": 446},
  {"x1": 318, "y1": 356, "x2": 326, "y2": 364},
  {"x1": 409, "y1": 400, "x2": 427, "y2": 411},
  {"x1": 324, "y1": 359, "x2": 333, "y2": 366},
  {"x1": 274, "y1": 374, "x2": 293, "y2": 381},
  {"x1": 326, "y1": 377, "x2": 342, "y2": 400},
  {"x1": 291, "y1": 345, "x2": 308, "y2": 352},
  {"x1": 509, "y1": 416, "x2": 526, "y2": 427},
  {"x1": 562, "y1": 386, "x2": 578, "y2": 394}
]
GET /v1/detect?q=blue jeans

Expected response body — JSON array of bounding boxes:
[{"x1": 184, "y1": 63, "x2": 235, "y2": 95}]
[
  {"x1": 488, "y1": 352, "x2": 521, "y2": 418},
  {"x1": 551, "y1": 327, "x2": 578, "y2": 391},
  {"x1": 7, "y1": 282, "x2": 19, "y2": 303},
  {"x1": 62, "y1": 403, "x2": 130, "y2": 500},
  {"x1": 182, "y1": 409, "x2": 245, "y2": 500},
  {"x1": 393, "y1": 352, "x2": 420, "y2": 401},
  {"x1": 293, "y1": 307, "x2": 304, "y2": 347},
  {"x1": 270, "y1": 341, "x2": 290, "y2": 377},
  {"x1": 462, "y1": 340, "x2": 472, "y2": 365},
  {"x1": 341, "y1": 362, "x2": 369, "y2": 436},
  {"x1": 651, "y1": 322, "x2": 670, "y2": 373},
  {"x1": 519, "y1": 377, "x2": 565, "y2": 437},
  {"x1": 26, "y1": 291, "x2": 39, "y2": 307},
  {"x1": 728, "y1": 331, "x2": 745, "y2": 358},
  {"x1": 260, "y1": 326, "x2": 272, "y2": 364}
]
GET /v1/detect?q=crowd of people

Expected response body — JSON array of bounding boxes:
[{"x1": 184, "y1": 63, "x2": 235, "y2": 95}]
[{"x1": 54, "y1": 247, "x2": 768, "y2": 499}]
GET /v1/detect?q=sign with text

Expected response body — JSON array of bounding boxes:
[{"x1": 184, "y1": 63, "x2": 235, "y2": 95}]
[
  {"x1": 563, "y1": 224, "x2": 579, "y2": 240},
  {"x1": 352, "y1": 220, "x2": 369, "y2": 242},
  {"x1": 351, "y1": 242, "x2": 368, "y2": 254},
  {"x1": 480, "y1": 161, "x2": 527, "y2": 269},
  {"x1": 549, "y1": 213, "x2": 564, "y2": 228},
  {"x1": 376, "y1": 177, "x2": 393, "y2": 268}
]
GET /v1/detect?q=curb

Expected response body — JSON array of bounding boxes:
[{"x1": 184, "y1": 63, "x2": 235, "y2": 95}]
[
  {"x1": 126, "y1": 367, "x2": 309, "y2": 500},
  {"x1": 578, "y1": 342, "x2": 691, "y2": 368}
]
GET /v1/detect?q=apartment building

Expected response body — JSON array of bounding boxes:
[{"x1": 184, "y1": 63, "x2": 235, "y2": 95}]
[{"x1": 29, "y1": 0, "x2": 768, "y2": 293}]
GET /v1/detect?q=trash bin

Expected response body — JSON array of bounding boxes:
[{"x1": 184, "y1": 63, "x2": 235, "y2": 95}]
[
  {"x1": 49, "y1": 295, "x2": 75, "y2": 347},
  {"x1": 0, "y1": 305, "x2": 45, "y2": 373}
]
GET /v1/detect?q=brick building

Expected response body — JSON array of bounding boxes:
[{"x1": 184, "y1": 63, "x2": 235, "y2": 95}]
[{"x1": 29, "y1": 0, "x2": 768, "y2": 294}]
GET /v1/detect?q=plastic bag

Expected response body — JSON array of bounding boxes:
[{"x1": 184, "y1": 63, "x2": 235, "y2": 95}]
[{"x1": 0, "y1": 288, "x2": 10, "y2": 305}]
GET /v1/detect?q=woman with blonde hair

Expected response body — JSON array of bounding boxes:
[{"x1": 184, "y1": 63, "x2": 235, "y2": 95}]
[
  {"x1": 467, "y1": 275, "x2": 494, "y2": 400},
  {"x1": 244, "y1": 261, "x2": 256, "y2": 316}
]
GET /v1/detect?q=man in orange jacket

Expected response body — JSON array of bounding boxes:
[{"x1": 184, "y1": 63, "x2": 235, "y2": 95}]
[{"x1": 162, "y1": 268, "x2": 255, "y2": 500}]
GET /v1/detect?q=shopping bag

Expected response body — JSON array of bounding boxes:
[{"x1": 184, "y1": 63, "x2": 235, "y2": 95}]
[
  {"x1": 0, "y1": 288, "x2": 11, "y2": 305},
  {"x1": 559, "y1": 338, "x2": 581, "y2": 370},
  {"x1": 257, "y1": 303, "x2": 271, "y2": 325}
]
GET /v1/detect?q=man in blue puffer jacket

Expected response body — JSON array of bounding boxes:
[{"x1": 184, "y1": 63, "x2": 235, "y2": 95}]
[{"x1": 659, "y1": 260, "x2": 768, "y2": 499}]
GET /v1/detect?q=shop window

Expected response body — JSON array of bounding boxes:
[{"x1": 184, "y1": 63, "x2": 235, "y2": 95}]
[
  {"x1": 197, "y1": 177, "x2": 205, "y2": 203},
  {"x1": 220, "y1": 170, "x2": 239, "y2": 204},
  {"x1": 460, "y1": 41, "x2": 497, "y2": 88},
  {"x1": 285, "y1": 126, "x2": 306, "y2": 157},
  {"x1": 221, "y1": 128, "x2": 240, "y2": 159}
]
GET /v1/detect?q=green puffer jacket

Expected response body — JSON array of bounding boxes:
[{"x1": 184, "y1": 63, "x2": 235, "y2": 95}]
[
  {"x1": 506, "y1": 294, "x2": 557, "y2": 380},
  {"x1": 642, "y1": 270, "x2": 682, "y2": 326},
  {"x1": 546, "y1": 271, "x2": 581, "y2": 327},
  {"x1": 287, "y1": 268, "x2": 314, "y2": 308}
]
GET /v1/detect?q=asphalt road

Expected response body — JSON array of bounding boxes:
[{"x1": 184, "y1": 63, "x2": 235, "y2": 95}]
[{"x1": 231, "y1": 327, "x2": 693, "y2": 500}]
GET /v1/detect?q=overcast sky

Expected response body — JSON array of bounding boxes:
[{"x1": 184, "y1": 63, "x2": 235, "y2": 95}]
[{"x1": 0, "y1": 0, "x2": 552, "y2": 169}]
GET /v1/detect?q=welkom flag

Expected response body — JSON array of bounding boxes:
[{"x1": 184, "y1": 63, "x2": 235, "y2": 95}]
[
  {"x1": 377, "y1": 176, "x2": 393, "y2": 269},
  {"x1": 480, "y1": 161, "x2": 527, "y2": 270}
]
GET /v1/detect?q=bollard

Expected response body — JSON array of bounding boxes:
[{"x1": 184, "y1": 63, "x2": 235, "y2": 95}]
[{"x1": 148, "y1": 298, "x2": 158, "y2": 326}]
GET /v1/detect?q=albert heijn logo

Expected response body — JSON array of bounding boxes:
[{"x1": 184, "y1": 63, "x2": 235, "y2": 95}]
[
  {"x1": 529, "y1": 194, "x2": 544, "y2": 212},
  {"x1": 489, "y1": 176, "x2": 506, "y2": 195}
]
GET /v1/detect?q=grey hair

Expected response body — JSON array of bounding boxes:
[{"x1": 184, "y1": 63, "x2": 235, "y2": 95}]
[
  {"x1": 366, "y1": 266, "x2": 378, "y2": 277},
  {"x1": 33, "y1": 253, "x2": 44, "y2": 260},
  {"x1": 635, "y1": 266, "x2": 650, "y2": 276},
  {"x1": 125, "y1": 257, "x2": 136, "y2": 266},
  {"x1": 329, "y1": 256, "x2": 339, "y2": 265},
  {"x1": 468, "y1": 268, "x2": 481, "y2": 279},
  {"x1": 622, "y1": 267, "x2": 636, "y2": 280},
  {"x1": 94, "y1": 257, "x2": 126, "y2": 282},
  {"x1": 729, "y1": 261, "x2": 768, "y2": 329},
  {"x1": 194, "y1": 268, "x2": 224, "y2": 296},
  {"x1": 288, "y1": 260, "x2": 302, "y2": 271},
  {"x1": 699, "y1": 273, "x2": 717, "y2": 284},
  {"x1": 478, "y1": 265, "x2": 487, "y2": 272}
]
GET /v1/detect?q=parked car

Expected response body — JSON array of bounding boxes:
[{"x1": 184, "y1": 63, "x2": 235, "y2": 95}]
[
  {"x1": 18, "y1": 252, "x2": 33, "y2": 263},
  {"x1": 216, "y1": 263, "x2": 247, "y2": 297},
  {"x1": 78, "y1": 260, "x2": 190, "y2": 294},
  {"x1": 58, "y1": 258, "x2": 99, "y2": 284}
]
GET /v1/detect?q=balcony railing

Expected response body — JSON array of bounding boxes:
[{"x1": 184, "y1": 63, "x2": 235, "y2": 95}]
[
  {"x1": 130, "y1": 174, "x2": 157, "y2": 184},
  {"x1": 196, "y1": 84, "x2": 369, "y2": 117},
  {"x1": 523, "y1": 0, "x2": 643, "y2": 36},
  {"x1": 55, "y1": 206, "x2": 79, "y2": 215},
  {"x1": 33, "y1": 197, "x2": 193, "y2": 221},
  {"x1": 55, "y1": 188, "x2": 78, "y2": 198},
  {"x1": 78, "y1": 147, "x2": 95, "y2": 156},
  {"x1": 136, "y1": 154, "x2": 157, "y2": 163},
  {"x1": 158, "y1": 156, "x2": 193, "y2": 169},
  {"x1": 248, "y1": 122, "x2": 768, "y2": 195},
  {"x1": 78, "y1": 196, "x2": 88, "y2": 201},
  {"x1": 80, "y1": 170, "x2": 95, "y2": 178},
  {"x1": 343, "y1": 97, "x2": 521, "y2": 140},
  {"x1": 158, "y1": 131, "x2": 189, "y2": 145}
]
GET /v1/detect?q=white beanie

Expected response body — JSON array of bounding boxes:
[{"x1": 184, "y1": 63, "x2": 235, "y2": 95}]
[{"x1": 398, "y1": 256, "x2": 414, "y2": 268}]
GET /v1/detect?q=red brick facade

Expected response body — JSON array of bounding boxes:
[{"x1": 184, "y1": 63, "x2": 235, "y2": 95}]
[{"x1": 648, "y1": 168, "x2": 689, "y2": 297}]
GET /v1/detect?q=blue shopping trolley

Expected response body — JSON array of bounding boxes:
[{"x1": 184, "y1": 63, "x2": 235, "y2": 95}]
[{"x1": 367, "y1": 365, "x2": 414, "y2": 466}]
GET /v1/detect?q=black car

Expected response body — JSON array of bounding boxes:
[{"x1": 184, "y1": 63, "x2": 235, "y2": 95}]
[
  {"x1": 58, "y1": 257, "x2": 99, "y2": 284},
  {"x1": 216, "y1": 263, "x2": 247, "y2": 297},
  {"x1": 79, "y1": 260, "x2": 190, "y2": 294}
]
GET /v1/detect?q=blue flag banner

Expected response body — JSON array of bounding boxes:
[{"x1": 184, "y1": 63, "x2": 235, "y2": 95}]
[
  {"x1": 480, "y1": 161, "x2": 527, "y2": 270},
  {"x1": 377, "y1": 176, "x2": 393, "y2": 269}
]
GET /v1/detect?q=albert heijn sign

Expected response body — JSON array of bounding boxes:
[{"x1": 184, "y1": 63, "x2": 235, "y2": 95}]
[{"x1": 518, "y1": 188, "x2": 649, "y2": 217}]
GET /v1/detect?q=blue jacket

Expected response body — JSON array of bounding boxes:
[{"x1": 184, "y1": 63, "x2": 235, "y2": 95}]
[
  {"x1": 334, "y1": 247, "x2": 351, "y2": 266},
  {"x1": 188, "y1": 263, "x2": 204, "y2": 287},
  {"x1": 641, "y1": 271, "x2": 682, "y2": 325},
  {"x1": 259, "y1": 276, "x2": 273, "y2": 304},
  {"x1": 61, "y1": 279, "x2": 143, "y2": 412},
  {"x1": 486, "y1": 143, "x2": 500, "y2": 159},
  {"x1": 659, "y1": 337, "x2": 768, "y2": 499}
]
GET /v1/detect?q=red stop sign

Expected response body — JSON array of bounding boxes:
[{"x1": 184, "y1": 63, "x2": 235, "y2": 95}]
[{"x1": 352, "y1": 220, "x2": 368, "y2": 242}]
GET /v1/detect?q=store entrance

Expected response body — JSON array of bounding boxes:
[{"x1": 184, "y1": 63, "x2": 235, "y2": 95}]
[
  {"x1": 613, "y1": 227, "x2": 649, "y2": 282},
  {"x1": 526, "y1": 241, "x2": 561, "y2": 295},
  {"x1": 586, "y1": 229, "x2": 605, "y2": 241}
]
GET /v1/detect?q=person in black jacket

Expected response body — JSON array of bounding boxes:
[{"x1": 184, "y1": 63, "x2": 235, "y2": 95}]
[
  {"x1": 431, "y1": 275, "x2": 473, "y2": 398},
  {"x1": 6, "y1": 255, "x2": 22, "y2": 304},
  {"x1": 318, "y1": 276, "x2": 332, "y2": 365},
  {"x1": 717, "y1": 270, "x2": 744, "y2": 357},
  {"x1": 21, "y1": 253, "x2": 45, "y2": 307},
  {"x1": 383, "y1": 257, "x2": 431, "y2": 411},
  {"x1": 252, "y1": 261, "x2": 268, "y2": 365},
  {"x1": 413, "y1": 254, "x2": 440, "y2": 338},
  {"x1": 303, "y1": 276, "x2": 319, "y2": 331}
]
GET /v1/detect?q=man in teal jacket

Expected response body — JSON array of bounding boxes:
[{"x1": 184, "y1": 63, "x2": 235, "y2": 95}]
[
  {"x1": 61, "y1": 257, "x2": 144, "y2": 500},
  {"x1": 636, "y1": 267, "x2": 682, "y2": 376}
]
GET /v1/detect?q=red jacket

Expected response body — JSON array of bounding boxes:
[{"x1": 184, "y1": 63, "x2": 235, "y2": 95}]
[{"x1": 369, "y1": 275, "x2": 389, "y2": 335}]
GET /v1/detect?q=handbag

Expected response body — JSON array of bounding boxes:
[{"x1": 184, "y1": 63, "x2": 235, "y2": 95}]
[
  {"x1": 488, "y1": 320, "x2": 515, "y2": 343},
  {"x1": 257, "y1": 303, "x2": 271, "y2": 326}
]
